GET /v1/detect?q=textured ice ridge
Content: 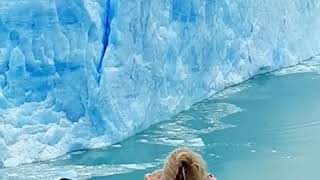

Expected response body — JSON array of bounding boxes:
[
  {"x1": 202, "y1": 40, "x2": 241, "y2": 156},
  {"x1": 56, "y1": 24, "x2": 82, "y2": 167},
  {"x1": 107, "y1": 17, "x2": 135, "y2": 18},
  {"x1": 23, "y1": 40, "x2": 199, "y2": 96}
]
[{"x1": 1, "y1": 0, "x2": 320, "y2": 167}]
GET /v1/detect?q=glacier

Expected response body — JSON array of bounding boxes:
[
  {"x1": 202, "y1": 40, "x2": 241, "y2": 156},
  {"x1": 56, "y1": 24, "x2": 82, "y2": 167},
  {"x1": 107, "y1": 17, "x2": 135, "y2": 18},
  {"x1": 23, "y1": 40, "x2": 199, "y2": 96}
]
[{"x1": 0, "y1": 0, "x2": 320, "y2": 167}]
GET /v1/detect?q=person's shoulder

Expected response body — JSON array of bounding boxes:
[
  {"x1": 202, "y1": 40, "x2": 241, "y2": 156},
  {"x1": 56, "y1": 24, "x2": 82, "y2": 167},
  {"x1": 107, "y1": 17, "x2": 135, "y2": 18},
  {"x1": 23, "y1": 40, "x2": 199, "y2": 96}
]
[{"x1": 145, "y1": 169, "x2": 163, "y2": 180}]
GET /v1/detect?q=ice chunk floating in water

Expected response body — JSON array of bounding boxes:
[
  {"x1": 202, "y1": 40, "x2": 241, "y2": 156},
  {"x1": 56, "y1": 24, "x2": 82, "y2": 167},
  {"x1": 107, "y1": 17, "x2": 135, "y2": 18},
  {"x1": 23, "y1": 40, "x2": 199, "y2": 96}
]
[{"x1": 1, "y1": 0, "x2": 320, "y2": 166}]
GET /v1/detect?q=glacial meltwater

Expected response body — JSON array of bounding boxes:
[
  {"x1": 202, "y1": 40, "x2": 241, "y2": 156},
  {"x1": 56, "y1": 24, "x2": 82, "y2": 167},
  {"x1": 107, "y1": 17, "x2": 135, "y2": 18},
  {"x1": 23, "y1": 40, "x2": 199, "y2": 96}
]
[{"x1": 1, "y1": 59, "x2": 320, "y2": 180}]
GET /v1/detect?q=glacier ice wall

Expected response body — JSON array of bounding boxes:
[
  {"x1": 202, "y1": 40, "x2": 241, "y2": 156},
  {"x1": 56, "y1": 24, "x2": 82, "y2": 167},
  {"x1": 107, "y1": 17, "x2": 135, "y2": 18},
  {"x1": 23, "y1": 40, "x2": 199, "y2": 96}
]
[{"x1": 1, "y1": 0, "x2": 320, "y2": 167}]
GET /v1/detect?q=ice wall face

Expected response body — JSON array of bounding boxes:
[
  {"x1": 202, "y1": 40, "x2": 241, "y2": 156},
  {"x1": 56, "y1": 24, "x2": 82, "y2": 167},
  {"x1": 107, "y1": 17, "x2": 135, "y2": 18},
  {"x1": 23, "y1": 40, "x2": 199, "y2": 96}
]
[
  {"x1": 0, "y1": 0, "x2": 110, "y2": 166},
  {"x1": 1, "y1": 0, "x2": 320, "y2": 167},
  {"x1": 102, "y1": 0, "x2": 320, "y2": 136}
]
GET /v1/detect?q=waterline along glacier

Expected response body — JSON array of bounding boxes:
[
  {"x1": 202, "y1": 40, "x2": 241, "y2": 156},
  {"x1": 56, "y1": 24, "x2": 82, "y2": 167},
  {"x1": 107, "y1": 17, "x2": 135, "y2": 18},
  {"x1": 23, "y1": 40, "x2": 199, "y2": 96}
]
[{"x1": 0, "y1": 0, "x2": 320, "y2": 167}]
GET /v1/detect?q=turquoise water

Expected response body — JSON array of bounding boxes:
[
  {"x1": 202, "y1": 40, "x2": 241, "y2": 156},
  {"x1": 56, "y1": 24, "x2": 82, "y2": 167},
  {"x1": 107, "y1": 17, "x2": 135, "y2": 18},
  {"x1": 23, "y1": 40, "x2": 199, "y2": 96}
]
[{"x1": 2, "y1": 60, "x2": 320, "y2": 180}]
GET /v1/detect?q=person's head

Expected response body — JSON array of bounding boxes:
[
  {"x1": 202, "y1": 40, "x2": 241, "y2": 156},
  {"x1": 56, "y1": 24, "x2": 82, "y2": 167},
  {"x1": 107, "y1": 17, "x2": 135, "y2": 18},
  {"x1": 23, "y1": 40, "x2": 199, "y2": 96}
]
[{"x1": 163, "y1": 148, "x2": 207, "y2": 180}]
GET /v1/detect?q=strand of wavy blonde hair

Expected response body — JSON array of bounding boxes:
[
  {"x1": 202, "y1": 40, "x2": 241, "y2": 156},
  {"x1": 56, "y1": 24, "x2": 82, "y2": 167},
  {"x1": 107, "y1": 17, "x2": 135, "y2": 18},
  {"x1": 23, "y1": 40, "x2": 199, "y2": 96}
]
[{"x1": 163, "y1": 148, "x2": 207, "y2": 180}]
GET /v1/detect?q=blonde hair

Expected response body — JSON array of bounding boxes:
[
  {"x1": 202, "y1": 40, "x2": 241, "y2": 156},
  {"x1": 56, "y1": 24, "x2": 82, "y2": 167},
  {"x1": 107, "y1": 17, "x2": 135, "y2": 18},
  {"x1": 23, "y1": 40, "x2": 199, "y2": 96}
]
[{"x1": 163, "y1": 148, "x2": 207, "y2": 180}]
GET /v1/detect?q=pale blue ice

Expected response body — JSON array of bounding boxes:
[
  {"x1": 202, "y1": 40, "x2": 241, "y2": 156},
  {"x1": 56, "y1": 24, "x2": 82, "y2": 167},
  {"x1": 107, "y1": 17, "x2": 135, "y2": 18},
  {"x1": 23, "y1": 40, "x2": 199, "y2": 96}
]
[{"x1": 0, "y1": 0, "x2": 320, "y2": 167}]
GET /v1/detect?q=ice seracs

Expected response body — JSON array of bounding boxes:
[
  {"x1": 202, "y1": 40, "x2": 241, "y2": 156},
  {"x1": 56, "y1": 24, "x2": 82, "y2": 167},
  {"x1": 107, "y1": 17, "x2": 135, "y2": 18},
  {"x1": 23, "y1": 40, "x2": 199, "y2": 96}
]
[{"x1": 0, "y1": 0, "x2": 320, "y2": 167}]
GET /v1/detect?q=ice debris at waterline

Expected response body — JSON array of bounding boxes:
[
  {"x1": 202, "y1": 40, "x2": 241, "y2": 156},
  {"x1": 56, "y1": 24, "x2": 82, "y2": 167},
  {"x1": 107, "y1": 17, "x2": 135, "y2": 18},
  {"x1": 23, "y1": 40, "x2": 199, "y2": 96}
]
[{"x1": 1, "y1": 0, "x2": 320, "y2": 167}]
